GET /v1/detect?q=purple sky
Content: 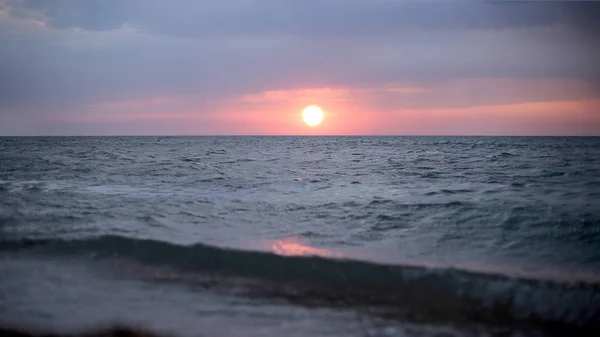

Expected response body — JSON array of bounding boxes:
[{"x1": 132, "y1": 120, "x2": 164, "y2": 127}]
[{"x1": 1, "y1": 0, "x2": 599, "y2": 135}]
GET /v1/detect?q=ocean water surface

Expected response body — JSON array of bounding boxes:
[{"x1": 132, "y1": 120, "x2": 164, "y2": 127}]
[{"x1": 1, "y1": 136, "x2": 599, "y2": 336}]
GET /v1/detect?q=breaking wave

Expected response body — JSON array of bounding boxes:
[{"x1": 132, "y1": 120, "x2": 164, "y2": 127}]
[{"x1": 1, "y1": 235, "x2": 599, "y2": 330}]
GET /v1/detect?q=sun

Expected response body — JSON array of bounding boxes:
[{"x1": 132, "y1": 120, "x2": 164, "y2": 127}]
[{"x1": 302, "y1": 105, "x2": 324, "y2": 127}]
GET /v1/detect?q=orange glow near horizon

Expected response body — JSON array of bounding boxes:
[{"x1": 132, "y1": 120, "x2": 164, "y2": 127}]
[
  {"x1": 45, "y1": 81, "x2": 600, "y2": 136},
  {"x1": 55, "y1": 97, "x2": 600, "y2": 136}
]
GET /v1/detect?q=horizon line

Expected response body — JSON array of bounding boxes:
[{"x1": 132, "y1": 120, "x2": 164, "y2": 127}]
[{"x1": 1, "y1": 134, "x2": 599, "y2": 137}]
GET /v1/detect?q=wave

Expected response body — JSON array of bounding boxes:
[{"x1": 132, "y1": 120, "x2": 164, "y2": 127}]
[{"x1": 1, "y1": 235, "x2": 599, "y2": 329}]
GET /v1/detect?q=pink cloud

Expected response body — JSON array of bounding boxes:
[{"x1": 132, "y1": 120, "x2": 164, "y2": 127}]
[{"x1": 234, "y1": 85, "x2": 422, "y2": 105}]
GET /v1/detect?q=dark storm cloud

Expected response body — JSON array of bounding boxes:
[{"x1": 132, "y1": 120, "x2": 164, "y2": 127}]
[{"x1": 6, "y1": 0, "x2": 600, "y2": 37}]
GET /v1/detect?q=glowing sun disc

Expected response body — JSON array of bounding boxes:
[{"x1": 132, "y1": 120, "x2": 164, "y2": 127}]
[{"x1": 302, "y1": 105, "x2": 324, "y2": 126}]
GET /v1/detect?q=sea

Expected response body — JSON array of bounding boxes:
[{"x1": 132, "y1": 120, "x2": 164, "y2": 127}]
[{"x1": 0, "y1": 136, "x2": 599, "y2": 337}]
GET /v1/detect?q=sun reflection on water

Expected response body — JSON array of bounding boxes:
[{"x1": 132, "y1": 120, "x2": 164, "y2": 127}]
[{"x1": 271, "y1": 238, "x2": 343, "y2": 258}]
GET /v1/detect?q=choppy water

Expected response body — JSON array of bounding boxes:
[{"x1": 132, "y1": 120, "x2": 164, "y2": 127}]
[{"x1": 1, "y1": 136, "x2": 599, "y2": 336}]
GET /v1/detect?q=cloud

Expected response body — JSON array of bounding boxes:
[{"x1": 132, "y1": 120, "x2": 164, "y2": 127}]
[
  {"x1": 1, "y1": 22, "x2": 597, "y2": 113},
  {"x1": 384, "y1": 99, "x2": 600, "y2": 136},
  {"x1": 4, "y1": 0, "x2": 600, "y2": 37},
  {"x1": 0, "y1": 0, "x2": 599, "y2": 135},
  {"x1": 235, "y1": 86, "x2": 421, "y2": 105}
]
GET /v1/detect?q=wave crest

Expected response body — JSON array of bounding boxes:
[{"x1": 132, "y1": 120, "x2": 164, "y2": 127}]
[{"x1": 1, "y1": 235, "x2": 599, "y2": 328}]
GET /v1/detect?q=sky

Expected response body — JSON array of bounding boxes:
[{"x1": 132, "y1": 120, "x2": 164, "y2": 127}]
[{"x1": 1, "y1": 0, "x2": 599, "y2": 136}]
